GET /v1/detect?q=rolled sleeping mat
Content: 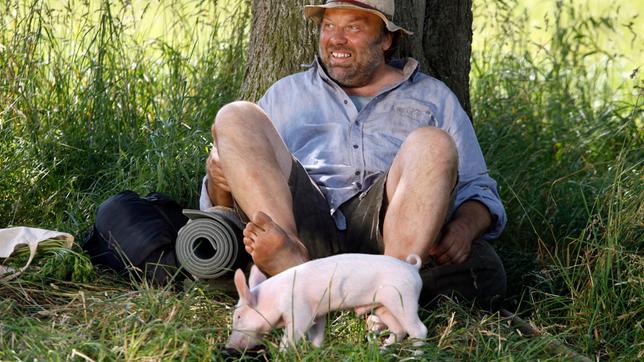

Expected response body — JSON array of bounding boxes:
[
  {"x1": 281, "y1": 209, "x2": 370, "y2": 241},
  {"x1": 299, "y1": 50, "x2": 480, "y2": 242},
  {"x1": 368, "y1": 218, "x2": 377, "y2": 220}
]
[{"x1": 176, "y1": 207, "x2": 248, "y2": 279}]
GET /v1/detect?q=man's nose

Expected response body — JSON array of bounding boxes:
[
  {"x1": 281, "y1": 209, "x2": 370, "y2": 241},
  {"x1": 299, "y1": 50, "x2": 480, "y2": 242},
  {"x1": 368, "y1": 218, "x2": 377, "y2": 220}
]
[{"x1": 329, "y1": 28, "x2": 348, "y2": 45}]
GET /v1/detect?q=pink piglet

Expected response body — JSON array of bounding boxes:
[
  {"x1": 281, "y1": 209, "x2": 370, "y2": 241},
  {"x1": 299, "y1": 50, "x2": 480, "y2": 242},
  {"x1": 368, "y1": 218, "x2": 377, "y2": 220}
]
[{"x1": 225, "y1": 253, "x2": 427, "y2": 350}]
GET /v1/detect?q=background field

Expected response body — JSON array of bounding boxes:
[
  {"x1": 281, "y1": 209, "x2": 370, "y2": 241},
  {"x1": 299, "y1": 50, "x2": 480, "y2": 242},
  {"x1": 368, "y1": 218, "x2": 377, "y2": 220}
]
[{"x1": 1, "y1": 0, "x2": 642, "y2": 360}]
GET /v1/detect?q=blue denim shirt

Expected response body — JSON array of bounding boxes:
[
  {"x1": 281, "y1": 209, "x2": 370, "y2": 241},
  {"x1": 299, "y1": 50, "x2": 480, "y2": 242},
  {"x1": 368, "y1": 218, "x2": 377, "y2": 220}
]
[{"x1": 256, "y1": 57, "x2": 506, "y2": 240}]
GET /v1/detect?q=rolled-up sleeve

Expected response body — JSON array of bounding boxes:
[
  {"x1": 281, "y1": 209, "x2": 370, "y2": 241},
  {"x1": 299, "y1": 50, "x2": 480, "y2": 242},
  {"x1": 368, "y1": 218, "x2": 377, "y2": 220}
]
[
  {"x1": 439, "y1": 89, "x2": 507, "y2": 240},
  {"x1": 454, "y1": 173, "x2": 506, "y2": 240}
]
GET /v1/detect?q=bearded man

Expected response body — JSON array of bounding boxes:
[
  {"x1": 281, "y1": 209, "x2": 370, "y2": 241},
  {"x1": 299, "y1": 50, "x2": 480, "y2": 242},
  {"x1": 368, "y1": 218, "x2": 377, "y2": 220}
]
[{"x1": 200, "y1": 0, "x2": 507, "y2": 308}]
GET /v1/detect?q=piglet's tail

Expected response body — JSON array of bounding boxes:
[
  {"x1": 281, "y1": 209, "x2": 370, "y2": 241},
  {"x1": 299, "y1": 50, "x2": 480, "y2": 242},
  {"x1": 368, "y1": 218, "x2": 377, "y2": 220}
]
[{"x1": 405, "y1": 254, "x2": 422, "y2": 269}]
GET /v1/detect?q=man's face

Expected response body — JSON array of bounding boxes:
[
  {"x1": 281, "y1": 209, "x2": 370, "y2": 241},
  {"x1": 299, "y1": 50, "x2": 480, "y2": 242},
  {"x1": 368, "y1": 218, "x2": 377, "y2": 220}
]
[{"x1": 318, "y1": 9, "x2": 392, "y2": 88}]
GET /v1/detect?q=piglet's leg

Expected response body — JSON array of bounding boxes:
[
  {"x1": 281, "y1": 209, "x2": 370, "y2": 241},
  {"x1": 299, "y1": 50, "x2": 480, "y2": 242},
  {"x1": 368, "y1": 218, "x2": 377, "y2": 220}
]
[
  {"x1": 308, "y1": 316, "x2": 326, "y2": 347},
  {"x1": 375, "y1": 307, "x2": 406, "y2": 346},
  {"x1": 392, "y1": 298, "x2": 427, "y2": 344},
  {"x1": 280, "y1": 308, "x2": 315, "y2": 350}
]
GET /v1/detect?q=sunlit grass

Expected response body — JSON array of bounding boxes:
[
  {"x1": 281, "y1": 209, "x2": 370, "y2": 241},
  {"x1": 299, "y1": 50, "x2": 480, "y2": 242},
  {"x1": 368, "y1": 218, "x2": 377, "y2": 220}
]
[
  {"x1": 473, "y1": 0, "x2": 643, "y2": 90},
  {"x1": 471, "y1": 0, "x2": 642, "y2": 359},
  {"x1": 0, "y1": 0, "x2": 249, "y2": 230}
]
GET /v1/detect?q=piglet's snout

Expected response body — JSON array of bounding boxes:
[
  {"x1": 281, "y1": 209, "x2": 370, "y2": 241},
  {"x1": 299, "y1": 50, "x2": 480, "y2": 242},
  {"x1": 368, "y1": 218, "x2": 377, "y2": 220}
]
[{"x1": 226, "y1": 330, "x2": 260, "y2": 350}]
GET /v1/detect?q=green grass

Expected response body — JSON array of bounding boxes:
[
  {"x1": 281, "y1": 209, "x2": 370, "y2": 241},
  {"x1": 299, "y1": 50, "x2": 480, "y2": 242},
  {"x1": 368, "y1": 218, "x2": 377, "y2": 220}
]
[
  {"x1": 471, "y1": 0, "x2": 643, "y2": 359},
  {"x1": 0, "y1": 0, "x2": 249, "y2": 230},
  {"x1": 1, "y1": 0, "x2": 642, "y2": 360}
]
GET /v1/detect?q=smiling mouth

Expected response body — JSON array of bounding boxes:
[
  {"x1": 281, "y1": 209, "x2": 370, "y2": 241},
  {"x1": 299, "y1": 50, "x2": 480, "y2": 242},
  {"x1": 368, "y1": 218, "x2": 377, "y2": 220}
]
[{"x1": 331, "y1": 51, "x2": 352, "y2": 59}]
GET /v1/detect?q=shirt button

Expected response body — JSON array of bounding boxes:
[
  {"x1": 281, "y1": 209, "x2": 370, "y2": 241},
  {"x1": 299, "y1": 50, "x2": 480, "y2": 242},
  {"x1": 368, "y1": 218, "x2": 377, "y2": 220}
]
[
  {"x1": 344, "y1": 100, "x2": 348, "y2": 105},
  {"x1": 353, "y1": 144, "x2": 359, "y2": 149},
  {"x1": 354, "y1": 170, "x2": 360, "y2": 175},
  {"x1": 354, "y1": 120, "x2": 359, "y2": 126},
  {"x1": 356, "y1": 182, "x2": 362, "y2": 189}
]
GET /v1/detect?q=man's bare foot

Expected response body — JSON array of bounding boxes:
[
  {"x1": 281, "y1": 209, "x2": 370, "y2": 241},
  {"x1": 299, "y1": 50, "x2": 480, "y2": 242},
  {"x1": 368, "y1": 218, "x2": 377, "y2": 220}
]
[{"x1": 242, "y1": 211, "x2": 309, "y2": 276}]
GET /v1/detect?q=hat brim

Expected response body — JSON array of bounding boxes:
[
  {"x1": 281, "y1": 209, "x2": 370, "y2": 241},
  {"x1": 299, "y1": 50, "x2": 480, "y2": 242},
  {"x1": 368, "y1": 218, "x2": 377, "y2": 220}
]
[{"x1": 304, "y1": 4, "x2": 413, "y2": 36}]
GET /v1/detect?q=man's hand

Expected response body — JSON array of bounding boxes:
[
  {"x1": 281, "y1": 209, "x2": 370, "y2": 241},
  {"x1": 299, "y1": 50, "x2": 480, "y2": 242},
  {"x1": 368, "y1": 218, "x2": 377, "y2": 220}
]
[
  {"x1": 429, "y1": 220, "x2": 473, "y2": 265},
  {"x1": 207, "y1": 146, "x2": 230, "y2": 192},
  {"x1": 428, "y1": 200, "x2": 492, "y2": 265},
  {"x1": 206, "y1": 146, "x2": 234, "y2": 207}
]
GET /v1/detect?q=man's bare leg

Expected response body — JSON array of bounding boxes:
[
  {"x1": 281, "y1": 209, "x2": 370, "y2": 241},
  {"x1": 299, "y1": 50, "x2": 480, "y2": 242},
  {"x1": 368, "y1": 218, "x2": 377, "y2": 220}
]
[
  {"x1": 212, "y1": 101, "x2": 308, "y2": 275},
  {"x1": 383, "y1": 127, "x2": 458, "y2": 261}
]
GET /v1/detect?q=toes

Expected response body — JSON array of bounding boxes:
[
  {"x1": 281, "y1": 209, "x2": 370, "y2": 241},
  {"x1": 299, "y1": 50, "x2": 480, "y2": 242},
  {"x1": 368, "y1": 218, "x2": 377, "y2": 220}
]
[
  {"x1": 243, "y1": 227, "x2": 257, "y2": 239},
  {"x1": 243, "y1": 236, "x2": 255, "y2": 253},
  {"x1": 244, "y1": 220, "x2": 263, "y2": 237}
]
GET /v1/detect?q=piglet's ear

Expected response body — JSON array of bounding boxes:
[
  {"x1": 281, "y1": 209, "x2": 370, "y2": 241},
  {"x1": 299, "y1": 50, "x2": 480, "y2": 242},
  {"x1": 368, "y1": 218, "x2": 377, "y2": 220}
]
[
  {"x1": 234, "y1": 268, "x2": 254, "y2": 306},
  {"x1": 248, "y1": 264, "x2": 267, "y2": 289}
]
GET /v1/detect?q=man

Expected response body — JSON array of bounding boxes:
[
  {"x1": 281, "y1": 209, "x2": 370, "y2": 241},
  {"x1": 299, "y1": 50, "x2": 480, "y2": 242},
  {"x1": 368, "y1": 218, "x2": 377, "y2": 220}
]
[{"x1": 200, "y1": 0, "x2": 506, "y2": 308}]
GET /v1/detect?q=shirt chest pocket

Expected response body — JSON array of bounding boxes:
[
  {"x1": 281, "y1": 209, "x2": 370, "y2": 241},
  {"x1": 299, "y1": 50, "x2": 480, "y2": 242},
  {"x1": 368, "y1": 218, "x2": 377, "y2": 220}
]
[
  {"x1": 380, "y1": 106, "x2": 437, "y2": 143},
  {"x1": 362, "y1": 107, "x2": 436, "y2": 157},
  {"x1": 393, "y1": 106, "x2": 436, "y2": 127}
]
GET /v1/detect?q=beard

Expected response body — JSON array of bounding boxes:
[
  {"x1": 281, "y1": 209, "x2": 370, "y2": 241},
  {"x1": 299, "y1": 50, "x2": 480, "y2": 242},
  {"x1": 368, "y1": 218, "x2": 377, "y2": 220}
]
[{"x1": 319, "y1": 37, "x2": 385, "y2": 88}]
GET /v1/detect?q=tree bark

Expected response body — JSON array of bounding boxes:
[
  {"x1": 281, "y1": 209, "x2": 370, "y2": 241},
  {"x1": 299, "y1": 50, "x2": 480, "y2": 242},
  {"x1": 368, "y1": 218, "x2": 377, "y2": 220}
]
[
  {"x1": 239, "y1": 0, "x2": 319, "y2": 102},
  {"x1": 241, "y1": 0, "x2": 473, "y2": 118},
  {"x1": 394, "y1": 0, "x2": 473, "y2": 118}
]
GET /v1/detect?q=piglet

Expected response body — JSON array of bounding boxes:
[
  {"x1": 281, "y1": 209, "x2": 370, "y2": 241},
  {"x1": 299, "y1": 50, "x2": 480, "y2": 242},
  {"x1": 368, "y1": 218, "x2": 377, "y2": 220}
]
[{"x1": 225, "y1": 253, "x2": 427, "y2": 350}]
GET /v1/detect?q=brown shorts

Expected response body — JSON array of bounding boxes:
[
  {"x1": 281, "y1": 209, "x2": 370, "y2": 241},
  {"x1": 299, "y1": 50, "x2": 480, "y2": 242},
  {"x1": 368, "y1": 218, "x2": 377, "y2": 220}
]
[{"x1": 288, "y1": 157, "x2": 387, "y2": 258}]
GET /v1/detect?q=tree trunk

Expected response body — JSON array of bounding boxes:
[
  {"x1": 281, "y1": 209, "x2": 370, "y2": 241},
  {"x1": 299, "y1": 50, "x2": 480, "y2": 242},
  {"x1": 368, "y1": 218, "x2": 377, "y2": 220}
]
[
  {"x1": 394, "y1": 0, "x2": 473, "y2": 117},
  {"x1": 239, "y1": 0, "x2": 319, "y2": 102},
  {"x1": 241, "y1": 0, "x2": 473, "y2": 118}
]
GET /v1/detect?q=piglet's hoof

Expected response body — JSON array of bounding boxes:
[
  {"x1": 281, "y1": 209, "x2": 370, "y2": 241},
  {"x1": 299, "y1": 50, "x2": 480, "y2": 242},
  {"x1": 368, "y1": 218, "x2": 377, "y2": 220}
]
[{"x1": 366, "y1": 314, "x2": 388, "y2": 334}]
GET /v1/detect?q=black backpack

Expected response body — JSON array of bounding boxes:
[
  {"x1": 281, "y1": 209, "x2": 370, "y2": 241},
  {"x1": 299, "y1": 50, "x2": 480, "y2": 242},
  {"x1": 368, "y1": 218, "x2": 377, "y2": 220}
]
[{"x1": 82, "y1": 190, "x2": 190, "y2": 285}]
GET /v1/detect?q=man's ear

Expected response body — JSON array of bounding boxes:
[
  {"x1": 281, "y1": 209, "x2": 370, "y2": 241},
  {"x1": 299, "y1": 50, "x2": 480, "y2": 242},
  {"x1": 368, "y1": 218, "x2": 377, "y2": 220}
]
[
  {"x1": 381, "y1": 31, "x2": 393, "y2": 52},
  {"x1": 234, "y1": 269, "x2": 254, "y2": 306},
  {"x1": 248, "y1": 264, "x2": 268, "y2": 288}
]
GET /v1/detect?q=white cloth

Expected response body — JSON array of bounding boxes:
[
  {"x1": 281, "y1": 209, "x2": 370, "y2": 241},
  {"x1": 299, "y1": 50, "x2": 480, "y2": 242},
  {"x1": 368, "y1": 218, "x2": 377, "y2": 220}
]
[
  {"x1": 199, "y1": 176, "x2": 213, "y2": 211},
  {"x1": 0, "y1": 227, "x2": 74, "y2": 281}
]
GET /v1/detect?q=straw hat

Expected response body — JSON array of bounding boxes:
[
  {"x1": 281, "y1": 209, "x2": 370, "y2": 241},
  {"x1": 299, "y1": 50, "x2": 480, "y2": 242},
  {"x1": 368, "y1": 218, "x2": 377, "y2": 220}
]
[{"x1": 304, "y1": 0, "x2": 413, "y2": 35}]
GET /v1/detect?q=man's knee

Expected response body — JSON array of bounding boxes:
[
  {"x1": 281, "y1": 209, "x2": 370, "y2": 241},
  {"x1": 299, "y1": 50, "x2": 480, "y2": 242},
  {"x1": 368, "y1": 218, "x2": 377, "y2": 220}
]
[
  {"x1": 404, "y1": 127, "x2": 457, "y2": 162},
  {"x1": 393, "y1": 127, "x2": 458, "y2": 181},
  {"x1": 211, "y1": 101, "x2": 269, "y2": 138}
]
